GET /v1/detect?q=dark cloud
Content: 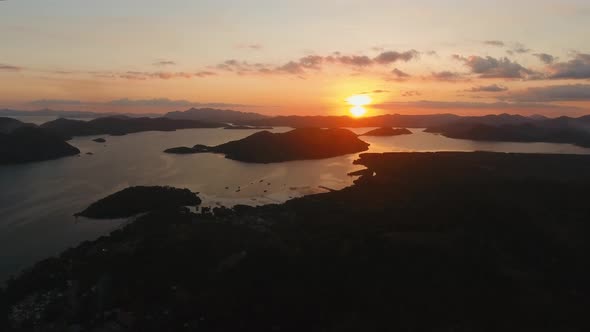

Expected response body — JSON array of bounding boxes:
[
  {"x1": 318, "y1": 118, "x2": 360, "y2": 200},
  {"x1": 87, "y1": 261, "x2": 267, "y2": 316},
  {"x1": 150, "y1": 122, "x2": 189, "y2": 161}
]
[
  {"x1": 333, "y1": 55, "x2": 373, "y2": 67},
  {"x1": 483, "y1": 40, "x2": 505, "y2": 47},
  {"x1": 454, "y1": 55, "x2": 536, "y2": 79},
  {"x1": 29, "y1": 98, "x2": 256, "y2": 109},
  {"x1": 119, "y1": 71, "x2": 213, "y2": 80},
  {"x1": 547, "y1": 53, "x2": 590, "y2": 79},
  {"x1": 358, "y1": 89, "x2": 390, "y2": 94},
  {"x1": 216, "y1": 49, "x2": 419, "y2": 76},
  {"x1": 401, "y1": 90, "x2": 421, "y2": 97},
  {"x1": 276, "y1": 61, "x2": 306, "y2": 74},
  {"x1": 373, "y1": 50, "x2": 419, "y2": 64},
  {"x1": 533, "y1": 53, "x2": 556, "y2": 64},
  {"x1": 194, "y1": 71, "x2": 217, "y2": 77},
  {"x1": 429, "y1": 71, "x2": 467, "y2": 82},
  {"x1": 153, "y1": 60, "x2": 176, "y2": 66},
  {"x1": 390, "y1": 68, "x2": 411, "y2": 81},
  {"x1": 502, "y1": 84, "x2": 590, "y2": 102},
  {"x1": 0, "y1": 64, "x2": 22, "y2": 71},
  {"x1": 29, "y1": 99, "x2": 83, "y2": 106},
  {"x1": 299, "y1": 55, "x2": 324, "y2": 69},
  {"x1": 466, "y1": 84, "x2": 508, "y2": 92},
  {"x1": 507, "y1": 43, "x2": 531, "y2": 55},
  {"x1": 374, "y1": 100, "x2": 581, "y2": 112}
]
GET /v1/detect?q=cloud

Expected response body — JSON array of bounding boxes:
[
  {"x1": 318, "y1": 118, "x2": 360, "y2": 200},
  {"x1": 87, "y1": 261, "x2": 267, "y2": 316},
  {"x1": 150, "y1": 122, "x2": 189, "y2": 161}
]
[
  {"x1": 194, "y1": 71, "x2": 217, "y2": 77},
  {"x1": 429, "y1": 71, "x2": 467, "y2": 82},
  {"x1": 118, "y1": 71, "x2": 214, "y2": 80},
  {"x1": 28, "y1": 98, "x2": 257, "y2": 109},
  {"x1": 373, "y1": 50, "x2": 419, "y2": 64},
  {"x1": 546, "y1": 53, "x2": 590, "y2": 79},
  {"x1": 483, "y1": 40, "x2": 505, "y2": 47},
  {"x1": 533, "y1": 53, "x2": 556, "y2": 64},
  {"x1": 333, "y1": 55, "x2": 373, "y2": 67},
  {"x1": 401, "y1": 90, "x2": 421, "y2": 97},
  {"x1": 275, "y1": 61, "x2": 306, "y2": 74},
  {"x1": 374, "y1": 100, "x2": 581, "y2": 112},
  {"x1": 153, "y1": 60, "x2": 176, "y2": 66},
  {"x1": 507, "y1": 43, "x2": 531, "y2": 55},
  {"x1": 215, "y1": 49, "x2": 419, "y2": 76},
  {"x1": 453, "y1": 55, "x2": 536, "y2": 79},
  {"x1": 29, "y1": 99, "x2": 83, "y2": 106},
  {"x1": 391, "y1": 68, "x2": 411, "y2": 78},
  {"x1": 237, "y1": 44, "x2": 263, "y2": 50},
  {"x1": 358, "y1": 89, "x2": 390, "y2": 94},
  {"x1": 501, "y1": 84, "x2": 590, "y2": 102},
  {"x1": 0, "y1": 64, "x2": 22, "y2": 72},
  {"x1": 466, "y1": 84, "x2": 508, "y2": 92}
]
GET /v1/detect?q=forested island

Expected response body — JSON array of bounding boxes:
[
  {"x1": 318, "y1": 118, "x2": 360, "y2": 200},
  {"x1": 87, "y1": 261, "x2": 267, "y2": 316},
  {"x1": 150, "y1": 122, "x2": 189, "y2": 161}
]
[
  {"x1": 0, "y1": 124, "x2": 80, "y2": 164},
  {"x1": 425, "y1": 116, "x2": 590, "y2": 147},
  {"x1": 165, "y1": 128, "x2": 370, "y2": 163},
  {"x1": 360, "y1": 127, "x2": 412, "y2": 136},
  {"x1": 75, "y1": 186, "x2": 202, "y2": 219},
  {"x1": 41, "y1": 116, "x2": 225, "y2": 140}
]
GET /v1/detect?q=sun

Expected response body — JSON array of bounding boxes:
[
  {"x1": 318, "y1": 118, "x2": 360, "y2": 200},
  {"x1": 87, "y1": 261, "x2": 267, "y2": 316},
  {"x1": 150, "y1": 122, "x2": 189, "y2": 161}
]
[
  {"x1": 346, "y1": 94, "x2": 372, "y2": 117},
  {"x1": 346, "y1": 94, "x2": 372, "y2": 107},
  {"x1": 350, "y1": 106, "x2": 367, "y2": 117}
]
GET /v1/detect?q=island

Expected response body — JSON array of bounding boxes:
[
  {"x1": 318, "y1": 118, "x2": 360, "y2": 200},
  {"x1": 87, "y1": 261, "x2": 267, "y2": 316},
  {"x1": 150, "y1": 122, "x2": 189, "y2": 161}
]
[
  {"x1": 74, "y1": 186, "x2": 201, "y2": 219},
  {"x1": 0, "y1": 117, "x2": 35, "y2": 134},
  {"x1": 92, "y1": 138, "x2": 106, "y2": 143},
  {"x1": 223, "y1": 125, "x2": 274, "y2": 130},
  {"x1": 40, "y1": 116, "x2": 225, "y2": 140},
  {"x1": 164, "y1": 144, "x2": 211, "y2": 154},
  {"x1": 0, "y1": 127, "x2": 80, "y2": 164},
  {"x1": 3, "y1": 152, "x2": 590, "y2": 331},
  {"x1": 360, "y1": 127, "x2": 412, "y2": 136},
  {"x1": 425, "y1": 117, "x2": 590, "y2": 147},
  {"x1": 164, "y1": 128, "x2": 370, "y2": 163}
]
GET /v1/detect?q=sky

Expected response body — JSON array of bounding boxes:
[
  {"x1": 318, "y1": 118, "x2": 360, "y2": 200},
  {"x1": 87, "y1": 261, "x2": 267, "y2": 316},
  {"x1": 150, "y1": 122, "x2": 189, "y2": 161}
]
[{"x1": 1, "y1": 0, "x2": 590, "y2": 116}]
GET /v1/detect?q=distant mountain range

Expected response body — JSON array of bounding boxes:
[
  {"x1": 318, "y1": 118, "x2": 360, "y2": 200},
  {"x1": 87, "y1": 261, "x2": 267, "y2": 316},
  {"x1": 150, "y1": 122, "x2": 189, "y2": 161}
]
[
  {"x1": 5, "y1": 107, "x2": 590, "y2": 148},
  {"x1": 0, "y1": 109, "x2": 160, "y2": 119},
  {"x1": 40, "y1": 116, "x2": 225, "y2": 140},
  {"x1": 165, "y1": 108, "x2": 269, "y2": 123}
]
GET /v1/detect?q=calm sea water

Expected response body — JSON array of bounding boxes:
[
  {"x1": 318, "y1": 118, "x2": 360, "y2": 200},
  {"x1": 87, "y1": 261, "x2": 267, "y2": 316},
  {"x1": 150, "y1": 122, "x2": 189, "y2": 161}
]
[{"x1": 1, "y1": 126, "x2": 589, "y2": 281}]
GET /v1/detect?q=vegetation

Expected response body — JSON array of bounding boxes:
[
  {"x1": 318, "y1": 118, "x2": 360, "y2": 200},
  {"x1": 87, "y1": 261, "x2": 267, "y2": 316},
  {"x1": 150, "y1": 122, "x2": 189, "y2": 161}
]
[
  {"x1": 0, "y1": 127, "x2": 80, "y2": 164},
  {"x1": 163, "y1": 145, "x2": 211, "y2": 154},
  {"x1": 426, "y1": 116, "x2": 590, "y2": 147},
  {"x1": 2, "y1": 152, "x2": 590, "y2": 331},
  {"x1": 360, "y1": 127, "x2": 412, "y2": 136},
  {"x1": 223, "y1": 125, "x2": 273, "y2": 130},
  {"x1": 75, "y1": 186, "x2": 201, "y2": 219},
  {"x1": 165, "y1": 128, "x2": 370, "y2": 163},
  {"x1": 40, "y1": 116, "x2": 225, "y2": 140}
]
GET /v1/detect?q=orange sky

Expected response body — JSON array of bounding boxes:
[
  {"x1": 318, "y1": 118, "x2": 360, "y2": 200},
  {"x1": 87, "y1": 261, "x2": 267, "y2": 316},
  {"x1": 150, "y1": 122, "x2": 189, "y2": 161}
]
[{"x1": 1, "y1": 0, "x2": 589, "y2": 117}]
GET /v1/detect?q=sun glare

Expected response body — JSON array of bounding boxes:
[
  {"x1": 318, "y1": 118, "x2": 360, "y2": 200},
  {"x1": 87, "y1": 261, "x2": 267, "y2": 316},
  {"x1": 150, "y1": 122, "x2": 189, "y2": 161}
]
[
  {"x1": 346, "y1": 94, "x2": 371, "y2": 117},
  {"x1": 350, "y1": 106, "x2": 367, "y2": 117},
  {"x1": 346, "y1": 94, "x2": 372, "y2": 107}
]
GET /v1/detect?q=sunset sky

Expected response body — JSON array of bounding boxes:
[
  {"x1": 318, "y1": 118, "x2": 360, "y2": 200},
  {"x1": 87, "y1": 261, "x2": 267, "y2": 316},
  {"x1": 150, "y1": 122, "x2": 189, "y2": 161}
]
[{"x1": 1, "y1": 0, "x2": 590, "y2": 116}]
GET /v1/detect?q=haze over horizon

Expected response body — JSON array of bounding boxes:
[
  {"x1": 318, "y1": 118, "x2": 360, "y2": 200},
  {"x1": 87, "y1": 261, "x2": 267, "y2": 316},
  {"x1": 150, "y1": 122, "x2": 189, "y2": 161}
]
[{"x1": 1, "y1": 0, "x2": 590, "y2": 117}]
